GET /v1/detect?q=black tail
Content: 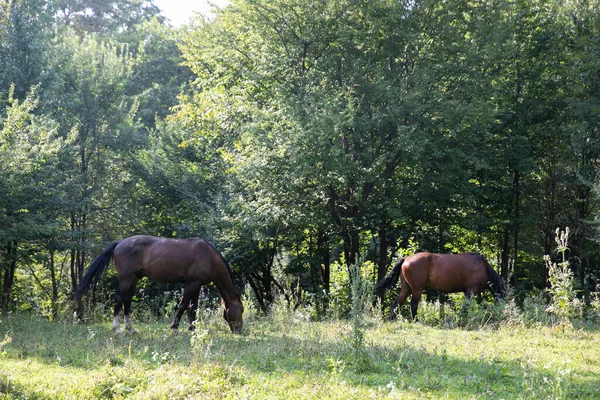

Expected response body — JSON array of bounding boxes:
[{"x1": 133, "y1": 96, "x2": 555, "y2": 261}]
[
  {"x1": 374, "y1": 258, "x2": 405, "y2": 296},
  {"x1": 482, "y1": 257, "x2": 506, "y2": 299},
  {"x1": 75, "y1": 241, "x2": 119, "y2": 302}
]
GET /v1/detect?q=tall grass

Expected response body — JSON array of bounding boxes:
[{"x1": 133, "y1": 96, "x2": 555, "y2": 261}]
[{"x1": 2, "y1": 303, "x2": 599, "y2": 399}]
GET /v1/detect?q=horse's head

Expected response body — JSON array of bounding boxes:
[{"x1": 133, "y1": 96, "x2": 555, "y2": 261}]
[{"x1": 223, "y1": 301, "x2": 244, "y2": 334}]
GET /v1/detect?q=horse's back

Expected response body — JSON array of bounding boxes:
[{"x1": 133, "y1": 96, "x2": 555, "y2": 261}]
[
  {"x1": 114, "y1": 235, "x2": 157, "y2": 257},
  {"x1": 404, "y1": 252, "x2": 488, "y2": 293},
  {"x1": 114, "y1": 235, "x2": 215, "y2": 284}
]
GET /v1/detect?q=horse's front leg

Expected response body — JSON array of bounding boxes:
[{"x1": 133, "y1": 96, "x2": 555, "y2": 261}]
[
  {"x1": 122, "y1": 281, "x2": 139, "y2": 334},
  {"x1": 458, "y1": 289, "x2": 476, "y2": 326},
  {"x1": 171, "y1": 295, "x2": 188, "y2": 330},
  {"x1": 171, "y1": 284, "x2": 200, "y2": 330}
]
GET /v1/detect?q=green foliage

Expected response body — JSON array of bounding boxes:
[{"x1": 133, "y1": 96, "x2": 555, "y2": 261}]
[
  {"x1": 55, "y1": 0, "x2": 163, "y2": 36},
  {"x1": 0, "y1": 86, "x2": 63, "y2": 246},
  {"x1": 125, "y1": 18, "x2": 193, "y2": 130},
  {"x1": 0, "y1": 0, "x2": 55, "y2": 101}
]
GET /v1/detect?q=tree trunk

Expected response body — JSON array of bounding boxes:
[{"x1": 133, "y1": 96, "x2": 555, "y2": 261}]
[
  {"x1": 1, "y1": 242, "x2": 17, "y2": 313},
  {"x1": 343, "y1": 231, "x2": 359, "y2": 267},
  {"x1": 70, "y1": 214, "x2": 77, "y2": 295},
  {"x1": 49, "y1": 250, "x2": 58, "y2": 319},
  {"x1": 501, "y1": 229, "x2": 510, "y2": 280},
  {"x1": 377, "y1": 225, "x2": 388, "y2": 283},
  {"x1": 247, "y1": 275, "x2": 266, "y2": 313},
  {"x1": 512, "y1": 170, "x2": 520, "y2": 288},
  {"x1": 317, "y1": 232, "x2": 330, "y2": 295}
]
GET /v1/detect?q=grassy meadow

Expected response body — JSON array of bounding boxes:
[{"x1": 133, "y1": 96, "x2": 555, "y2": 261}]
[{"x1": 1, "y1": 302, "x2": 599, "y2": 400}]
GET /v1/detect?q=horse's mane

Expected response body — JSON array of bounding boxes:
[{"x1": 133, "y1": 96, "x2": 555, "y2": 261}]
[{"x1": 202, "y1": 239, "x2": 240, "y2": 297}]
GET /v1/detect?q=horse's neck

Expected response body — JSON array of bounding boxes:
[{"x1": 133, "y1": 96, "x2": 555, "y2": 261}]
[{"x1": 214, "y1": 271, "x2": 239, "y2": 306}]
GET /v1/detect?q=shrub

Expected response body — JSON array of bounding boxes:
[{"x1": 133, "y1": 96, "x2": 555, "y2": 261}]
[{"x1": 587, "y1": 289, "x2": 600, "y2": 325}]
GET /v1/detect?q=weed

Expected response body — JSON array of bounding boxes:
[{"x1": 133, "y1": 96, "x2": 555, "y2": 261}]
[
  {"x1": 348, "y1": 257, "x2": 373, "y2": 372},
  {"x1": 0, "y1": 334, "x2": 12, "y2": 358},
  {"x1": 191, "y1": 328, "x2": 214, "y2": 359},
  {"x1": 92, "y1": 362, "x2": 148, "y2": 399},
  {"x1": 545, "y1": 227, "x2": 585, "y2": 325}
]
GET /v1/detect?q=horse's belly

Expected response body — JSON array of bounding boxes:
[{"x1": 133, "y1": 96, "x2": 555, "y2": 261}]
[
  {"x1": 428, "y1": 276, "x2": 468, "y2": 293},
  {"x1": 142, "y1": 265, "x2": 205, "y2": 285}
]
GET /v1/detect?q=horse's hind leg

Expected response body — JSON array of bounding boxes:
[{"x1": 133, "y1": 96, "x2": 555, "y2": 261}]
[
  {"x1": 171, "y1": 297, "x2": 186, "y2": 330},
  {"x1": 123, "y1": 286, "x2": 138, "y2": 334},
  {"x1": 114, "y1": 277, "x2": 138, "y2": 334},
  {"x1": 390, "y1": 279, "x2": 411, "y2": 320},
  {"x1": 113, "y1": 293, "x2": 124, "y2": 334},
  {"x1": 409, "y1": 289, "x2": 423, "y2": 320}
]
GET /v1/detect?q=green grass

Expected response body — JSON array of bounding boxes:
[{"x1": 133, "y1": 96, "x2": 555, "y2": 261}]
[{"x1": 1, "y1": 309, "x2": 599, "y2": 399}]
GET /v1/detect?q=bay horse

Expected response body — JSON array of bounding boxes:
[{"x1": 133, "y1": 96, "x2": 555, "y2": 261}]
[
  {"x1": 375, "y1": 252, "x2": 505, "y2": 320},
  {"x1": 75, "y1": 235, "x2": 244, "y2": 334}
]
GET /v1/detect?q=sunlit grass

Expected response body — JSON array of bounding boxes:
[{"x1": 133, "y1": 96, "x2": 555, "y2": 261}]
[{"x1": 1, "y1": 309, "x2": 599, "y2": 399}]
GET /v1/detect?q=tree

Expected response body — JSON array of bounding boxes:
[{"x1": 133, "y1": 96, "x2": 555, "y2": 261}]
[
  {"x1": 125, "y1": 18, "x2": 193, "y2": 131},
  {"x1": 0, "y1": 0, "x2": 54, "y2": 102},
  {"x1": 39, "y1": 28, "x2": 139, "y2": 294},
  {"x1": 176, "y1": 0, "x2": 455, "y2": 307},
  {"x1": 0, "y1": 86, "x2": 62, "y2": 311},
  {"x1": 55, "y1": 0, "x2": 163, "y2": 35}
]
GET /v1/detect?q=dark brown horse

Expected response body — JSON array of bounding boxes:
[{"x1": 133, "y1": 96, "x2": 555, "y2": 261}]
[
  {"x1": 375, "y1": 252, "x2": 505, "y2": 320},
  {"x1": 75, "y1": 235, "x2": 243, "y2": 334}
]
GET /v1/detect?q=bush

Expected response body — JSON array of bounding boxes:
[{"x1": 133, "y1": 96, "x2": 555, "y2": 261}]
[
  {"x1": 586, "y1": 290, "x2": 600, "y2": 325},
  {"x1": 522, "y1": 291, "x2": 553, "y2": 327}
]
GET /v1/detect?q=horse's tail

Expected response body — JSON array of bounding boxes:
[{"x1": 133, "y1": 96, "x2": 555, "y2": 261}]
[
  {"x1": 374, "y1": 257, "x2": 405, "y2": 296},
  {"x1": 482, "y1": 256, "x2": 506, "y2": 299},
  {"x1": 74, "y1": 241, "x2": 119, "y2": 302}
]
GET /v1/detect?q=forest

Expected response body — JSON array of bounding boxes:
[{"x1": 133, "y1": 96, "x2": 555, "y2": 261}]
[{"x1": 1, "y1": 0, "x2": 600, "y2": 321}]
